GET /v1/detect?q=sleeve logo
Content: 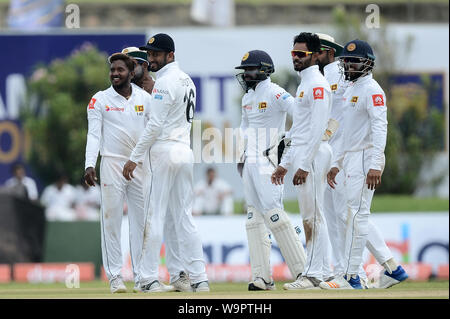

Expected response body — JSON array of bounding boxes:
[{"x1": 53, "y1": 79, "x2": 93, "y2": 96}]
[
  {"x1": 372, "y1": 94, "x2": 384, "y2": 106},
  {"x1": 88, "y1": 98, "x2": 96, "y2": 109},
  {"x1": 313, "y1": 87, "x2": 324, "y2": 100}
]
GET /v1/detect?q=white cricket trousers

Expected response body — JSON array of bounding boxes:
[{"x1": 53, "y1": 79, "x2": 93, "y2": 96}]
[
  {"x1": 243, "y1": 158, "x2": 284, "y2": 213},
  {"x1": 342, "y1": 147, "x2": 390, "y2": 275},
  {"x1": 293, "y1": 141, "x2": 332, "y2": 280},
  {"x1": 139, "y1": 141, "x2": 208, "y2": 285},
  {"x1": 324, "y1": 169, "x2": 393, "y2": 277},
  {"x1": 99, "y1": 156, "x2": 150, "y2": 284}
]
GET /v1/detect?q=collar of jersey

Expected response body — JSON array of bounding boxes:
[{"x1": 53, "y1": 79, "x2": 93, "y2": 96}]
[
  {"x1": 155, "y1": 61, "x2": 178, "y2": 79},
  {"x1": 248, "y1": 77, "x2": 270, "y2": 93},
  {"x1": 354, "y1": 73, "x2": 373, "y2": 86},
  {"x1": 108, "y1": 83, "x2": 137, "y2": 99},
  {"x1": 323, "y1": 60, "x2": 340, "y2": 76},
  {"x1": 298, "y1": 65, "x2": 319, "y2": 80}
]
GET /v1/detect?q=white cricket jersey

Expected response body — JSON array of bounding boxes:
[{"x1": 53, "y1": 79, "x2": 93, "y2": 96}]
[
  {"x1": 280, "y1": 65, "x2": 332, "y2": 171},
  {"x1": 130, "y1": 61, "x2": 196, "y2": 163},
  {"x1": 323, "y1": 61, "x2": 349, "y2": 148},
  {"x1": 240, "y1": 78, "x2": 294, "y2": 161},
  {"x1": 332, "y1": 73, "x2": 388, "y2": 171},
  {"x1": 84, "y1": 83, "x2": 151, "y2": 169}
]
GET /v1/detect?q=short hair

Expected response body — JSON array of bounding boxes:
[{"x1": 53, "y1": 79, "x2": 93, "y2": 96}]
[
  {"x1": 109, "y1": 53, "x2": 136, "y2": 71},
  {"x1": 293, "y1": 32, "x2": 322, "y2": 53}
]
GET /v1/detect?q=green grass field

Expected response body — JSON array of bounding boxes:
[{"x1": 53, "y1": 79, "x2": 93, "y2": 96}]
[
  {"x1": 233, "y1": 195, "x2": 449, "y2": 215},
  {"x1": 0, "y1": 280, "x2": 448, "y2": 299}
]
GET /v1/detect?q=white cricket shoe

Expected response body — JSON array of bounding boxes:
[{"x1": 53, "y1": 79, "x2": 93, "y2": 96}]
[
  {"x1": 141, "y1": 280, "x2": 175, "y2": 293},
  {"x1": 110, "y1": 276, "x2": 127, "y2": 294},
  {"x1": 319, "y1": 275, "x2": 363, "y2": 290},
  {"x1": 191, "y1": 281, "x2": 210, "y2": 292},
  {"x1": 283, "y1": 276, "x2": 321, "y2": 290},
  {"x1": 248, "y1": 277, "x2": 276, "y2": 291},
  {"x1": 378, "y1": 266, "x2": 408, "y2": 289},
  {"x1": 171, "y1": 271, "x2": 193, "y2": 292}
]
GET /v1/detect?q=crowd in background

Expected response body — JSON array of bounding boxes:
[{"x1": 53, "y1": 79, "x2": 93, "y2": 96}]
[{"x1": 0, "y1": 163, "x2": 234, "y2": 221}]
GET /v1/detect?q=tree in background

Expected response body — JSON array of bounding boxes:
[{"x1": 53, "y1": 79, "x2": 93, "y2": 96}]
[{"x1": 21, "y1": 44, "x2": 110, "y2": 186}]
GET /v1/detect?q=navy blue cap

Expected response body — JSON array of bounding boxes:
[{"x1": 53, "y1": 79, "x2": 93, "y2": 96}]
[
  {"x1": 140, "y1": 33, "x2": 175, "y2": 52},
  {"x1": 341, "y1": 39, "x2": 375, "y2": 60}
]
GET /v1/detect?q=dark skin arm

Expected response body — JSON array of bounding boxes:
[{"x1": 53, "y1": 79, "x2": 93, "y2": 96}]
[
  {"x1": 122, "y1": 160, "x2": 137, "y2": 181},
  {"x1": 327, "y1": 167, "x2": 339, "y2": 189},
  {"x1": 366, "y1": 169, "x2": 382, "y2": 190},
  {"x1": 292, "y1": 168, "x2": 309, "y2": 186}
]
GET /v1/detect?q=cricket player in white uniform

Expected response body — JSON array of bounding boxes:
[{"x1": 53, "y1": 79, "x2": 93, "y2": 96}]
[
  {"x1": 320, "y1": 40, "x2": 408, "y2": 289},
  {"x1": 122, "y1": 33, "x2": 209, "y2": 293},
  {"x1": 235, "y1": 50, "x2": 307, "y2": 291},
  {"x1": 84, "y1": 53, "x2": 153, "y2": 293},
  {"x1": 317, "y1": 34, "x2": 407, "y2": 288},
  {"x1": 272, "y1": 32, "x2": 333, "y2": 289},
  {"x1": 122, "y1": 47, "x2": 191, "y2": 292}
]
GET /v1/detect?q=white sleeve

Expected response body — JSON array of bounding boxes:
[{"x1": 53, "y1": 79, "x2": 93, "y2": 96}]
[
  {"x1": 331, "y1": 127, "x2": 345, "y2": 170},
  {"x1": 296, "y1": 86, "x2": 331, "y2": 172},
  {"x1": 367, "y1": 90, "x2": 388, "y2": 171},
  {"x1": 85, "y1": 94, "x2": 103, "y2": 170},
  {"x1": 238, "y1": 104, "x2": 249, "y2": 161},
  {"x1": 272, "y1": 87, "x2": 295, "y2": 117},
  {"x1": 26, "y1": 178, "x2": 39, "y2": 201},
  {"x1": 130, "y1": 81, "x2": 173, "y2": 163}
]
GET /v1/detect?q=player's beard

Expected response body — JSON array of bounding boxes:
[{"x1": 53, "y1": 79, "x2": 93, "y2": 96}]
[
  {"x1": 112, "y1": 72, "x2": 132, "y2": 91},
  {"x1": 149, "y1": 54, "x2": 168, "y2": 72},
  {"x1": 133, "y1": 64, "x2": 144, "y2": 82},
  {"x1": 293, "y1": 55, "x2": 312, "y2": 72}
]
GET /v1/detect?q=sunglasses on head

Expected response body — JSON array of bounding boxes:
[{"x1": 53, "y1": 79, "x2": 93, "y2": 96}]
[{"x1": 291, "y1": 50, "x2": 313, "y2": 58}]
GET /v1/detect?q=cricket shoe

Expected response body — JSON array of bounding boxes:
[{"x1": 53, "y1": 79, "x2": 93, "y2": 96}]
[
  {"x1": 319, "y1": 275, "x2": 363, "y2": 290},
  {"x1": 378, "y1": 266, "x2": 408, "y2": 289},
  {"x1": 110, "y1": 276, "x2": 127, "y2": 294},
  {"x1": 191, "y1": 281, "x2": 210, "y2": 292},
  {"x1": 360, "y1": 277, "x2": 370, "y2": 289},
  {"x1": 283, "y1": 276, "x2": 322, "y2": 290},
  {"x1": 171, "y1": 271, "x2": 193, "y2": 292},
  {"x1": 141, "y1": 280, "x2": 175, "y2": 293},
  {"x1": 248, "y1": 277, "x2": 276, "y2": 291}
]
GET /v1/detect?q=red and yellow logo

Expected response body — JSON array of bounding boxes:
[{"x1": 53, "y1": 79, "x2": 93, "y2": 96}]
[
  {"x1": 135, "y1": 105, "x2": 144, "y2": 112},
  {"x1": 331, "y1": 84, "x2": 338, "y2": 91},
  {"x1": 351, "y1": 96, "x2": 359, "y2": 103},
  {"x1": 313, "y1": 87, "x2": 324, "y2": 100},
  {"x1": 258, "y1": 102, "x2": 267, "y2": 109},
  {"x1": 88, "y1": 98, "x2": 96, "y2": 110},
  {"x1": 299, "y1": 91, "x2": 304, "y2": 98},
  {"x1": 372, "y1": 94, "x2": 384, "y2": 106}
]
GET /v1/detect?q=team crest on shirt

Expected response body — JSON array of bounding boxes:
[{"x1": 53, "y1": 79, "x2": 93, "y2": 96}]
[
  {"x1": 258, "y1": 102, "x2": 267, "y2": 112},
  {"x1": 351, "y1": 96, "x2": 359, "y2": 106},
  {"x1": 331, "y1": 84, "x2": 338, "y2": 91},
  {"x1": 88, "y1": 98, "x2": 96, "y2": 110},
  {"x1": 372, "y1": 94, "x2": 385, "y2": 106},
  {"x1": 135, "y1": 105, "x2": 144, "y2": 115},
  {"x1": 299, "y1": 91, "x2": 304, "y2": 98},
  {"x1": 313, "y1": 87, "x2": 324, "y2": 100}
]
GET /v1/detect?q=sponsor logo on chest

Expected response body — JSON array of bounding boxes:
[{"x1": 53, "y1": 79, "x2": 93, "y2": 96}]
[{"x1": 105, "y1": 105, "x2": 124, "y2": 112}]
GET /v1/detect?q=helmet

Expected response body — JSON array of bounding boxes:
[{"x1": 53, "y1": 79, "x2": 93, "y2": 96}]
[
  {"x1": 338, "y1": 39, "x2": 375, "y2": 82},
  {"x1": 235, "y1": 50, "x2": 274, "y2": 92}
]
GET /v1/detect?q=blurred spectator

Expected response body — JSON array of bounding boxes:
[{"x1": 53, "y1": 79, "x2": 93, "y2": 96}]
[
  {"x1": 74, "y1": 178, "x2": 101, "y2": 221},
  {"x1": 193, "y1": 167, "x2": 233, "y2": 216},
  {"x1": 40, "y1": 172, "x2": 77, "y2": 221},
  {"x1": 2, "y1": 163, "x2": 38, "y2": 202}
]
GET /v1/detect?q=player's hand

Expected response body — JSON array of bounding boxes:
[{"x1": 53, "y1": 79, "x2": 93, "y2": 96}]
[
  {"x1": 123, "y1": 160, "x2": 137, "y2": 181},
  {"x1": 366, "y1": 169, "x2": 382, "y2": 190},
  {"x1": 271, "y1": 166, "x2": 287, "y2": 185},
  {"x1": 327, "y1": 167, "x2": 340, "y2": 189},
  {"x1": 84, "y1": 167, "x2": 97, "y2": 187},
  {"x1": 293, "y1": 168, "x2": 309, "y2": 185},
  {"x1": 237, "y1": 163, "x2": 244, "y2": 177}
]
